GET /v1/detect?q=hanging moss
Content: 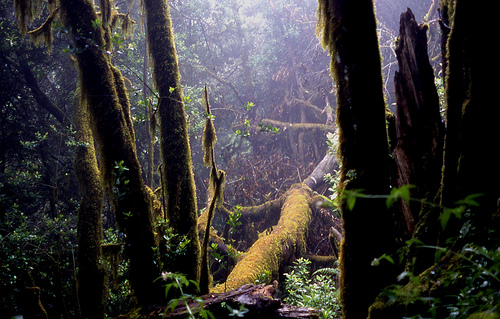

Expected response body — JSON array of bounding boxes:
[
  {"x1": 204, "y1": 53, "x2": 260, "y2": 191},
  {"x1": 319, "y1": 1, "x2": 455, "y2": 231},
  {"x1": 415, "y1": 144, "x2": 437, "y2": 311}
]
[
  {"x1": 211, "y1": 185, "x2": 313, "y2": 293},
  {"x1": 13, "y1": 0, "x2": 46, "y2": 35},
  {"x1": 202, "y1": 85, "x2": 217, "y2": 168},
  {"x1": 59, "y1": 0, "x2": 162, "y2": 306},
  {"x1": 27, "y1": 7, "x2": 59, "y2": 51}
]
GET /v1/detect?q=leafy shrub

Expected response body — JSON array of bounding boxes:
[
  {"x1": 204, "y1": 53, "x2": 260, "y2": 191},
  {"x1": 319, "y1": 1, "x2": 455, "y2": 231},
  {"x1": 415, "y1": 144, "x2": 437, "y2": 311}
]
[{"x1": 283, "y1": 258, "x2": 341, "y2": 319}]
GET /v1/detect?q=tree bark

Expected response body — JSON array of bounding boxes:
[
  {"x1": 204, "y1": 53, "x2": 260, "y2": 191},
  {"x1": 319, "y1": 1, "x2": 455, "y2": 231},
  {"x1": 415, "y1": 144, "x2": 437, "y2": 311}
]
[
  {"x1": 73, "y1": 86, "x2": 105, "y2": 319},
  {"x1": 317, "y1": 0, "x2": 398, "y2": 317},
  {"x1": 392, "y1": 8, "x2": 444, "y2": 242},
  {"x1": 142, "y1": 0, "x2": 201, "y2": 285},
  {"x1": 59, "y1": 0, "x2": 162, "y2": 305},
  {"x1": 368, "y1": 1, "x2": 500, "y2": 317},
  {"x1": 440, "y1": 0, "x2": 500, "y2": 241}
]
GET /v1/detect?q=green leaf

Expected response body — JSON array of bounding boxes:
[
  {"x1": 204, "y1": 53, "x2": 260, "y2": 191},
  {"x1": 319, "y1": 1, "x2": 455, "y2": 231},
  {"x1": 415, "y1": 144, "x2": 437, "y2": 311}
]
[
  {"x1": 347, "y1": 195, "x2": 356, "y2": 211},
  {"x1": 342, "y1": 189, "x2": 364, "y2": 211},
  {"x1": 439, "y1": 206, "x2": 465, "y2": 230},
  {"x1": 386, "y1": 185, "x2": 414, "y2": 209},
  {"x1": 455, "y1": 193, "x2": 483, "y2": 207}
]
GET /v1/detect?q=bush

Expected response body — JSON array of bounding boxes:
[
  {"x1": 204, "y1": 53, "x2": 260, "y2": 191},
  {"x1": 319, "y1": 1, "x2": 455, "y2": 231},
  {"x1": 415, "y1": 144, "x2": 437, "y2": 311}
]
[{"x1": 283, "y1": 257, "x2": 341, "y2": 319}]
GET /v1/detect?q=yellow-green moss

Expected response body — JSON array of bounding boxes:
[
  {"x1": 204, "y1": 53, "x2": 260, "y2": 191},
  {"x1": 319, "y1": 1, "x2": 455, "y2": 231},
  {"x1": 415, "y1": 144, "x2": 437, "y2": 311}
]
[
  {"x1": 143, "y1": 0, "x2": 201, "y2": 286},
  {"x1": 73, "y1": 81, "x2": 106, "y2": 318},
  {"x1": 211, "y1": 185, "x2": 313, "y2": 293}
]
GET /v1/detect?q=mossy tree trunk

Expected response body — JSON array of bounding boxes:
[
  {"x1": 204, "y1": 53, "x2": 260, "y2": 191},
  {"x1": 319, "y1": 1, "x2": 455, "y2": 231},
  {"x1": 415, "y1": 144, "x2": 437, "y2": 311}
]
[
  {"x1": 142, "y1": 0, "x2": 201, "y2": 285},
  {"x1": 367, "y1": 1, "x2": 500, "y2": 317},
  {"x1": 317, "y1": 0, "x2": 398, "y2": 318},
  {"x1": 59, "y1": 0, "x2": 162, "y2": 305},
  {"x1": 73, "y1": 86, "x2": 105, "y2": 319},
  {"x1": 440, "y1": 0, "x2": 500, "y2": 240}
]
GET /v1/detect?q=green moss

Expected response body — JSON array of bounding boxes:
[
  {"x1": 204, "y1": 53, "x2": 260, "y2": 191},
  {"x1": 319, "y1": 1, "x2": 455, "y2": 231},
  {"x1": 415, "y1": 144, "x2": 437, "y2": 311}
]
[
  {"x1": 73, "y1": 82, "x2": 106, "y2": 318},
  {"x1": 212, "y1": 185, "x2": 313, "y2": 293},
  {"x1": 61, "y1": 0, "x2": 162, "y2": 305},
  {"x1": 317, "y1": 0, "x2": 397, "y2": 317},
  {"x1": 143, "y1": 0, "x2": 201, "y2": 287}
]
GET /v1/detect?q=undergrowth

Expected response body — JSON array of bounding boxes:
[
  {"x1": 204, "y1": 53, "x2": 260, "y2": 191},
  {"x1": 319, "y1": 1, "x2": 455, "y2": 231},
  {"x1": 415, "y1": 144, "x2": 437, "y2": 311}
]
[{"x1": 283, "y1": 257, "x2": 341, "y2": 319}]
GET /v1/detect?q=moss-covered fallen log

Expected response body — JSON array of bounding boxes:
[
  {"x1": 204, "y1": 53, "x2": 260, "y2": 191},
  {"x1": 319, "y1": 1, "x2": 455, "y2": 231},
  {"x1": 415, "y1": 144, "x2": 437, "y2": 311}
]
[{"x1": 211, "y1": 184, "x2": 313, "y2": 293}]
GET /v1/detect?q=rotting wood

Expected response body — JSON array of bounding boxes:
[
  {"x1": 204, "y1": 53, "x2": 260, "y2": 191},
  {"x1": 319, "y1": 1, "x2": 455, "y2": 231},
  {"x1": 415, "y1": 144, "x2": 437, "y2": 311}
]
[
  {"x1": 142, "y1": 283, "x2": 320, "y2": 318},
  {"x1": 393, "y1": 8, "x2": 444, "y2": 237}
]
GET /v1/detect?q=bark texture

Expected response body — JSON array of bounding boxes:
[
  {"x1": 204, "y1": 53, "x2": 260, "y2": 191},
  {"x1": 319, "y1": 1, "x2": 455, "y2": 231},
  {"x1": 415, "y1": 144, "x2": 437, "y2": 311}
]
[
  {"x1": 440, "y1": 0, "x2": 500, "y2": 238},
  {"x1": 393, "y1": 9, "x2": 444, "y2": 237},
  {"x1": 142, "y1": 0, "x2": 201, "y2": 284},
  {"x1": 74, "y1": 86, "x2": 105, "y2": 319},
  {"x1": 59, "y1": 0, "x2": 161, "y2": 305},
  {"x1": 367, "y1": 1, "x2": 500, "y2": 317},
  {"x1": 145, "y1": 283, "x2": 320, "y2": 319},
  {"x1": 317, "y1": 0, "x2": 398, "y2": 317}
]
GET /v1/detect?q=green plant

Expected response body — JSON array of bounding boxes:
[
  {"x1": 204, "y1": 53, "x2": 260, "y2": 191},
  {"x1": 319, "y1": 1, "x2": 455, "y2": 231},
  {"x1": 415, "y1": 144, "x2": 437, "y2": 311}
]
[
  {"x1": 111, "y1": 160, "x2": 130, "y2": 203},
  {"x1": 208, "y1": 206, "x2": 244, "y2": 289},
  {"x1": 283, "y1": 258, "x2": 341, "y2": 318},
  {"x1": 157, "y1": 272, "x2": 214, "y2": 319},
  {"x1": 223, "y1": 302, "x2": 249, "y2": 317},
  {"x1": 258, "y1": 123, "x2": 280, "y2": 134},
  {"x1": 226, "y1": 207, "x2": 242, "y2": 244},
  {"x1": 155, "y1": 216, "x2": 191, "y2": 266},
  {"x1": 380, "y1": 242, "x2": 500, "y2": 319}
]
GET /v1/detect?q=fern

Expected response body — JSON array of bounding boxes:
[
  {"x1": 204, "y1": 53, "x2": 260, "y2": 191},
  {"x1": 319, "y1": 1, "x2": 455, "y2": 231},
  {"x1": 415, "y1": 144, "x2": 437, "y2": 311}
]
[{"x1": 312, "y1": 267, "x2": 339, "y2": 278}]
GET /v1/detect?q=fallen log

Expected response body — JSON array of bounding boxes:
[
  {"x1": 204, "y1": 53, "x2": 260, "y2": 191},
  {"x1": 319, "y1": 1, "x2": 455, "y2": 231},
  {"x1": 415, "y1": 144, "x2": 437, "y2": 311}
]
[
  {"x1": 142, "y1": 283, "x2": 320, "y2": 318},
  {"x1": 261, "y1": 119, "x2": 332, "y2": 133},
  {"x1": 212, "y1": 184, "x2": 314, "y2": 293}
]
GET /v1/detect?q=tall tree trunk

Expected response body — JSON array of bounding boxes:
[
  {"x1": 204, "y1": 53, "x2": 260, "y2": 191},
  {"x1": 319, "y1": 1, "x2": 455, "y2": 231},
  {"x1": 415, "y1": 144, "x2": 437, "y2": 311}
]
[
  {"x1": 142, "y1": 0, "x2": 201, "y2": 285},
  {"x1": 59, "y1": 0, "x2": 162, "y2": 305},
  {"x1": 73, "y1": 86, "x2": 105, "y2": 319},
  {"x1": 392, "y1": 9, "x2": 445, "y2": 272},
  {"x1": 440, "y1": 0, "x2": 500, "y2": 241},
  {"x1": 317, "y1": 0, "x2": 397, "y2": 318}
]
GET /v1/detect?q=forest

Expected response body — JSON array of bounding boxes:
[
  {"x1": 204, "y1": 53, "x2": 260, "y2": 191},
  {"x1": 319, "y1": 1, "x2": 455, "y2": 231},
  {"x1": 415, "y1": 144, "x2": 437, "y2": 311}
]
[{"x1": 0, "y1": 0, "x2": 497, "y2": 318}]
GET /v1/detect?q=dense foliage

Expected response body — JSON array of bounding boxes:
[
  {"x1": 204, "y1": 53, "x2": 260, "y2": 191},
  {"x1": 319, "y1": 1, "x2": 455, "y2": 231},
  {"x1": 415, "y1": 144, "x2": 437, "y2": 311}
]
[{"x1": 0, "y1": 0, "x2": 451, "y2": 317}]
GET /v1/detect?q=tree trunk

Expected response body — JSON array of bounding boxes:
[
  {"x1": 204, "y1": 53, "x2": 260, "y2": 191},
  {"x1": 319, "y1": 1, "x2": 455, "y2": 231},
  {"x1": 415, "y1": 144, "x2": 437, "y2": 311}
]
[
  {"x1": 73, "y1": 86, "x2": 105, "y2": 319},
  {"x1": 59, "y1": 0, "x2": 162, "y2": 305},
  {"x1": 142, "y1": 0, "x2": 201, "y2": 285},
  {"x1": 367, "y1": 1, "x2": 500, "y2": 317},
  {"x1": 392, "y1": 9, "x2": 445, "y2": 273},
  {"x1": 317, "y1": 0, "x2": 398, "y2": 317},
  {"x1": 440, "y1": 0, "x2": 500, "y2": 240},
  {"x1": 17, "y1": 55, "x2": 68, "y2": 125}
]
